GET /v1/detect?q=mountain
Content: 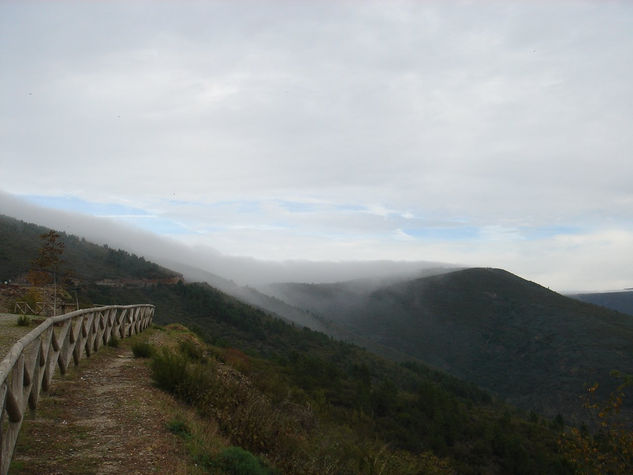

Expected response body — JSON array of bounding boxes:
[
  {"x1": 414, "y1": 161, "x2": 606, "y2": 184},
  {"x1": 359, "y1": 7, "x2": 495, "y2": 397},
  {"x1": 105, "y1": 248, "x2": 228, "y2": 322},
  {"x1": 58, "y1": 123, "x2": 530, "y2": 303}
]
[
  {"x1": 2, "y1": 215, "x2": 597, "y2": 473},
  {"x1": 268, "y1": 268, "x2": 633, "y2": 425},
  {"x1": 570, "y1": 290, "x2": 633, "y2": 316}
]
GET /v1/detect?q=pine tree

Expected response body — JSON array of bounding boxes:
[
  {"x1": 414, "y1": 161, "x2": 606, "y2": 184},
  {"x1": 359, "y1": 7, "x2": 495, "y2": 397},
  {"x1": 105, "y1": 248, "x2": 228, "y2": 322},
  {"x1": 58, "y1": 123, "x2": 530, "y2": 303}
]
[{"x1": 28, "y1": 230, "x2": 65, "y2": 314}]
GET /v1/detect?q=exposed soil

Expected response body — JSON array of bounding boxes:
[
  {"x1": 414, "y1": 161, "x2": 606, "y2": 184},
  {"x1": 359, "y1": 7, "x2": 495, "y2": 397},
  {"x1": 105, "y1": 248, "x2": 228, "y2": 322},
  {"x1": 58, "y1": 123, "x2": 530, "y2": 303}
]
[{"x1": 11, "y1": 335, "x2": 193, "y2": 474}]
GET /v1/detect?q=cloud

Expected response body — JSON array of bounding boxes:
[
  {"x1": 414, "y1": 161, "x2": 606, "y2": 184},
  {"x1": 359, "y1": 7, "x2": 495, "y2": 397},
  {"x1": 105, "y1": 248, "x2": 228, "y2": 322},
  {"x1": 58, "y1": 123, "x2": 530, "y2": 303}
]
[{"x1": 1, "y1": 1, "x2": 632, "y2": 291}]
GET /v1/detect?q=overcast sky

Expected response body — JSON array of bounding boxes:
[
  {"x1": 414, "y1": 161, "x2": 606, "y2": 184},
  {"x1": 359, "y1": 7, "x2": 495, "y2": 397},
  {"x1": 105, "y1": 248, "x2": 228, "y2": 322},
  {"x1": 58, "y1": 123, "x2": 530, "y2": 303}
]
[{"x1": 1, "y1": 1, "x2": 632, "y2": 292}]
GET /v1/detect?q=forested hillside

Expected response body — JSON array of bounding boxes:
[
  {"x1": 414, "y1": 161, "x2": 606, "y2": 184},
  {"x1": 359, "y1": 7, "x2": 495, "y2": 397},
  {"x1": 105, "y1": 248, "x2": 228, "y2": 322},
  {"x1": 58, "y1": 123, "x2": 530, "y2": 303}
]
[
  {"x1": 0, "y1": 215, "x2": 178, "y2": 283},
  {"x1": 270, "y1": 268, "x2": 633, "y2": 426}
]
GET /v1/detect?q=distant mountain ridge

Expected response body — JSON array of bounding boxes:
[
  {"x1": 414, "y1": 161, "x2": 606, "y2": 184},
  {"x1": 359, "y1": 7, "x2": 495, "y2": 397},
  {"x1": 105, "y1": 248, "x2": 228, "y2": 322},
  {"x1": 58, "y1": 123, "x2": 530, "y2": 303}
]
[
  {"x1": 269, "y1": 267, "x2": 633, "y2": 424},
  {"x1": 570, "y1": 290, "x2": 633, "y2": 317}
]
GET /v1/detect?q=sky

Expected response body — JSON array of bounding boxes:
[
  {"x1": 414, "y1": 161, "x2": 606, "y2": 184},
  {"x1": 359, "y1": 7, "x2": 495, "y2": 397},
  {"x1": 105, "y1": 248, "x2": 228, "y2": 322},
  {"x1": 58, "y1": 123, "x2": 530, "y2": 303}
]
[{"x1": 1, "y1": 1, "x2": 633, "y2": 292}]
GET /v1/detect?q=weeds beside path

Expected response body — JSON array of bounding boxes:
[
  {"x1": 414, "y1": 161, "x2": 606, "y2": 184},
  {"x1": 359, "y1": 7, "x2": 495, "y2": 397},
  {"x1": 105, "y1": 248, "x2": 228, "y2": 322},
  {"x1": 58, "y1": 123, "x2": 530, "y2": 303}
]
[{"x1": 11, "y1": 330, "x2": 204, "y2": 474}]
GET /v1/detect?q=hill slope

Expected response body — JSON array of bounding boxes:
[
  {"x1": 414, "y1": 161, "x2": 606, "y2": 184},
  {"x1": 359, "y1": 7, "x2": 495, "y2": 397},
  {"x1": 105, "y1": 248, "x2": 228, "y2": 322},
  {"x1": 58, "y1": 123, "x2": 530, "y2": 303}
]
[
  {"x1": 81, "y1": 280, "x2": 580, "y2": 473},
  {"x1": 269, "y1": 268, "x2": 633, "y2": 423},
  {"x1": 0, "y1": 214, "x2": 179, "y2": 283}
]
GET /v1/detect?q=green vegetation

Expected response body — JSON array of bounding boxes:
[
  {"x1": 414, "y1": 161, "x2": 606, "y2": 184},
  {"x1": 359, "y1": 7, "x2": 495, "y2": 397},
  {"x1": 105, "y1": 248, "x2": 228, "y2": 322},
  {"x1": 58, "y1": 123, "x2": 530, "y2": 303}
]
[
  {"x1": 166, "y1": 414, "x2": 275, "y2": 475},
  {"x1": 166, "y1": 417, "x2": 192, "y2": 439},
  {"x1": 148, "y1": 327, "x2": 456, "y2": 473},
  {"x1": 142, "y1": 316, "x2": 574, "y2": 474},
  {"x1": 211, "y1": 447, "x2": 275, "y2": 475},
  {"x1": 16, "y1": 314, "x2": 31, "y2": 326},
  {"x1": 131, "y1": 340, "x2": 153, "y2": 358}
]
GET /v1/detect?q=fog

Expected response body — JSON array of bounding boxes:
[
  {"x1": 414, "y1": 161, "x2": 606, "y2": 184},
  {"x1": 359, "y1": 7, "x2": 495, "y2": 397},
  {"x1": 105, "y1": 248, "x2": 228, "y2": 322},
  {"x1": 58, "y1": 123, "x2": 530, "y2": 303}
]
[{"x1": 0, "y1": 191, "x2": 451, "y2": 287}]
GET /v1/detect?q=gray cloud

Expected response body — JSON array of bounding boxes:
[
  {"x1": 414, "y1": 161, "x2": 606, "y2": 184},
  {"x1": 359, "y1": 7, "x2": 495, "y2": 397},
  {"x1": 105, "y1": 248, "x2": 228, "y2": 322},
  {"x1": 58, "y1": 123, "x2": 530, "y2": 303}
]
[{"x1": 1, "y1": 1, "x2": 632, "y2": 291}]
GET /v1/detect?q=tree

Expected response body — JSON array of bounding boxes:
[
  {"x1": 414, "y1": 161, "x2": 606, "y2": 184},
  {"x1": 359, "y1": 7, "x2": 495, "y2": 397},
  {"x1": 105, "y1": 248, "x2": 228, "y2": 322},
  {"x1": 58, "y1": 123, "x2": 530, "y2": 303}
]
[{"x1": 28, "y1": 230, "x2": 65, "y2": 314}]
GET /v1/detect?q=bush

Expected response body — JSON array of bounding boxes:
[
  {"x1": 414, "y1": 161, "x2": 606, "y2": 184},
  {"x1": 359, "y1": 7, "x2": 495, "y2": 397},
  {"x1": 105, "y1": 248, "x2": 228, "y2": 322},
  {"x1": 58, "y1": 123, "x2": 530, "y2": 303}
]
[
  {"x1": 212, "y1": 446, "x2": 274, "y2": 475},
  {"x1": 16, "y1": 315, "x2": 31, "y2": 327},
  {"x1": 179, "y1": 338, "x2": 204, "y2": 361},
  {"x1": 132, "y1": 340, "x2": 154, "y2": 358},
  {"x1": 150, "y1": 347, "x2": 189, "y2": 394},
  {"x1": 107, "y1": 336, "x2": 120, "y2": 348}
]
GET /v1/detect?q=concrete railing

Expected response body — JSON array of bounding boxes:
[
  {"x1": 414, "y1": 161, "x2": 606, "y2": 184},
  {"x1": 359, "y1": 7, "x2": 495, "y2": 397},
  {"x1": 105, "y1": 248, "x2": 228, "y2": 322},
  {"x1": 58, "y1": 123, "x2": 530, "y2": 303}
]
[{"x1": 0, "y1": 304, "x2": 154, "y2": 475}]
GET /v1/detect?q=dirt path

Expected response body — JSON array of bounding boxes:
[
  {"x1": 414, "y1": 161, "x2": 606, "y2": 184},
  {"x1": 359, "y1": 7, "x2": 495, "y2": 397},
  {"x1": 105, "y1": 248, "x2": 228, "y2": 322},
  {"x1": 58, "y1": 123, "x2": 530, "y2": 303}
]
[{"x1": 11, "y1": 338, "x2": 192, "y2": 474}]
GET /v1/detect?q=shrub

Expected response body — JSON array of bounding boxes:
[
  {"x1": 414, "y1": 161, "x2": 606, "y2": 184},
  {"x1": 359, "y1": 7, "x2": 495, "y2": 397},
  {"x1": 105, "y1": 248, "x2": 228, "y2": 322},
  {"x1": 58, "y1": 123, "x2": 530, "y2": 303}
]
[
  {"x1": 212, "y1": 446, "x2": 274, "y2": 475},
  {"x1": 107, "y1": 336, "x2": 120, "y2": 348},
  {"x1": 16, "y1": 315, "x2": 31, "y2": 327},
  {"x1": 132, "y1": 340, "x2": 154, "y2": 358},
  {"x1": 166, "y1": 417, "x2": 191, "y2": 439},
  {"x1": 150, "y1": 347, "x2": 189, "y2": 394},
  {"x1": 179, "y1": 338, "x2": 204, "y2": 361}
]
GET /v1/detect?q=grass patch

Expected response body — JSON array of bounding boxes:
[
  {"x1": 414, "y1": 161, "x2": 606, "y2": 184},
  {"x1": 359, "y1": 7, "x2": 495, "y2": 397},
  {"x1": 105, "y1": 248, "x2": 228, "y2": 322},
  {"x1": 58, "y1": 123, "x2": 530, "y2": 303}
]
[{"x1": 211, "y1": 446, "x2": 276, "y2": 475}]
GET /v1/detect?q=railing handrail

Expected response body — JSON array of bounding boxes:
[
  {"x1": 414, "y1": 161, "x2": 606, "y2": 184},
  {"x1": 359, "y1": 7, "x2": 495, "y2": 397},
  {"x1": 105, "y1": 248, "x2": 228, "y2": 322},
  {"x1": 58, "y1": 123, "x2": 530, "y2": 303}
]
[
  {"x1": 0, "y1": 305, "x2": 154, "y2": 385},
  {"x1": 0, "y1": 304, "x2": 155, "y2": 475}
]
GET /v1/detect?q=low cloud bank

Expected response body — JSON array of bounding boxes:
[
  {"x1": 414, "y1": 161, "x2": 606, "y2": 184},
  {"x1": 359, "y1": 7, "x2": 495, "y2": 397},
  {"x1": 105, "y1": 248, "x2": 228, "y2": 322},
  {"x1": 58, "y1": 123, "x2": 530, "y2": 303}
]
[{"x1": 0, "y1": 191, "x2": 449, "y2": 286}]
